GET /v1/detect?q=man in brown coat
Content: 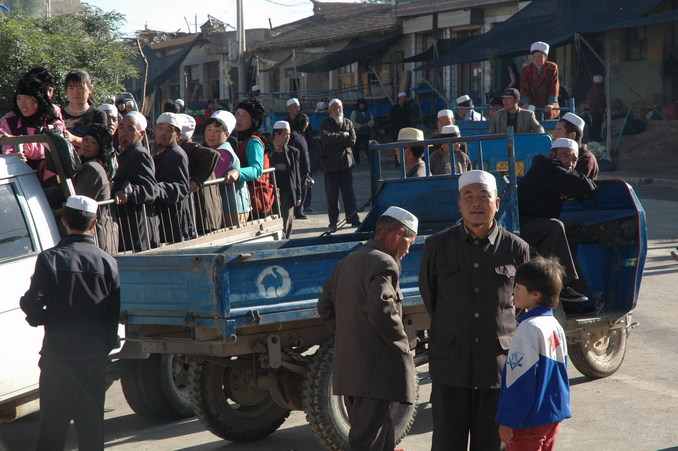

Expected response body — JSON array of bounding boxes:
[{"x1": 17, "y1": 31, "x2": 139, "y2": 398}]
[
  {"x1": 419, "y1": 170, "x2": 530, "y2": 450},
  {"x1": 318, "y1": 206, "x2": 418, "y2": 451}
]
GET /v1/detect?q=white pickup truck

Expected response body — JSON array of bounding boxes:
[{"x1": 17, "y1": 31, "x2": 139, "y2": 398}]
[{"x1": 0, "y1": 134, "x2": 285, "y2": 422}]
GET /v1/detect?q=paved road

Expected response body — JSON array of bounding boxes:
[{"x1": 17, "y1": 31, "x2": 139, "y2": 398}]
[{"x1": 1, "y1": 169, "x2": 677, "y2": 450}]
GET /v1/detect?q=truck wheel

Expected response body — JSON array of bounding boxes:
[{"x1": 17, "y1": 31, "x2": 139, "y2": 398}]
[
  {"x1": 569, "y1": 328, "x2": 627, "y2": 378},
  {"x1": 302, "y1": 337, "x2": 419, "y2": 451},
  {"x1": 188, "y1": 360, "x2": 291, "y2": 442},
  {"x1": 120, "y1": 354, "x2": 194, "y2": 419}
]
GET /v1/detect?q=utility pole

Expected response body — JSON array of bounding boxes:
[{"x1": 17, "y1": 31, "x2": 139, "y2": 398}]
[
  {"x1": 237, "y1": 0, "x2": 247, "y2": 97},
  {"x1": 46, "y1": 0, "x2": 51, "y2": 18}
]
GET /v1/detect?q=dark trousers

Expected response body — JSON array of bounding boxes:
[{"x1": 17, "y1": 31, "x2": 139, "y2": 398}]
[
  {"x1": 345, "y1": 396, "x2": 395, "y2": 451},
  {"x1": 519, "y1": 217, "x2": 578, "y2": 283},
  {"x1": 590, "y1": 112, "x2": 604, "y2": 142},
  {"x1": 431, "y1": 383, "x2": 503, "y2": 451},
  {"x1": 278, "y1": 193, "x2": 295, "y2": 238},
  {"x1": 355, "y1": 134, "x2": 370, "y2": 165},
  {"x1": 324, "y1": 168, "x2": 358, "y2": 226},
  {"x1": 37, "y1": 356, "x2": 107, "y2": 451}
]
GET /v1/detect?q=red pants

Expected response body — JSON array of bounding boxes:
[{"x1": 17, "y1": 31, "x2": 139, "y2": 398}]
[{"x1": 507, "y1": 422, "x2": 560, "y2": 451}]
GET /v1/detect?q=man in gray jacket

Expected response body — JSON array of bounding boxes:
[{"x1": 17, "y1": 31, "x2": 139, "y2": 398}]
[
  {"x1": 318, "y1": 206, "x2": 418, "y2": 450},
  {"x1": 319, "y1": 98, "x2": 359, "y2": 230},
  {"x1": 489, "y1": 88, "x2": 545, "y2": 135}
]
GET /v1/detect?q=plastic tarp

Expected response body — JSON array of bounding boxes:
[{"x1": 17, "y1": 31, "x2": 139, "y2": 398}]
[
  {"x1": 402, "y1": 37, "x2": 473, "y2": 63},
  {"x1": 295, "y1": 35, "x2": 400, "y2": 73},
  {"x1": 417, "y1": 0, "x2": 666, "y2": 70}
]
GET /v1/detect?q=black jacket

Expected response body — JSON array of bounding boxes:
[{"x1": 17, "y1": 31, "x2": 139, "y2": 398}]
[
  {"x1": 154, "y1": 142, "x2": 193, "y2": 243},
  {"x1": 518, "y1": 154, "x2": 597, "y2": 220},
  {"x1": 271, "y1": 144, "x2": 303, "y2": 204},
  {"x1": 20, "y1": 234, "x2": 120, "y2": 360}
]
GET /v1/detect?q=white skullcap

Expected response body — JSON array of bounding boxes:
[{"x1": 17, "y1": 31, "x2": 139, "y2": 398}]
[
  {"x1": 97, "y1": 103, "x2": 117, "y2": 114},
  {"x1": 593, "y1": 75, "x2": 604, "y2": 83},
  {"x1": 456, "y1": 95, "x2": 471, "y2": 104},
  {"x1": 251, "y1": 85, "x2": 261, "y2": 91},
  {"x1": 437, "y1": 109, "x2": 454, "y2": 118},
  {"x1": 551, "y1": 138, "x2": 579, "y2": 153},
  {"x1": 530, "y1": 41, "x2": 550, "y2": 55},
  {"x1": 211, "y1": 110, "x2": 236, "y2": 134},
  {"x1": 65, "y1": 195, "x2": 98, "y2": 214},
  {"x1": 274, "y1": 120, "x2": 290, "y2": 130},
  {"x1": 316, "y1": 101, "x2": 326, "y2": 110},
  {"x1": 382, "y1": 206, "x2": 418, "y2": 233},
  {"x1": 125, "y1": 111, "x2": 147, "y2": 131},
  {"x1": 156, "y1": 112, "x2": 181, "y2": 130},
  {"x1": 287, "y1": 98, "x2": 300, "y2": 107},
  {"x1": 175, "y1": 98, "x2": 185, "y2": 107},
  {"x1": 441, "y1": 124, "x2": 460, "y2": 135},
  {"x1": 397, "y1": 127, "x2": 424, "y2": 142},
  {"x1": 397, "y1": 92, "x2": 407, "y2": 98},
  {"x1": 177, "y1": 113, "x2": 196, "y2": 140},
  {"x1": 562, "y1": 112, "x2": 585, "y2": 132},
  {"x1": 125, "y1": 100, "x2": 134, "y2": 107},
  {"x1": 328, "y1": 98, "x2": 342, "y2": 108},
  {"x1": 458, "y1": 170, "x2": 497, "y2": 193}
]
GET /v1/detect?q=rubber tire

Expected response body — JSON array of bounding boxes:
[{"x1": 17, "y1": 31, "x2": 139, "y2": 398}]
[
  {"x1": 188, "y1": 360, "x2": 291, "y2": 442},
  {"x1": 302, "y1": 337, "x2": 419, "y2": 451},
  {"x1": 120, "y1": 354, "x2": 194, "y2": 419},
  {"x1": 569, "y1": 328, "x2": 628, "y2": 378}
]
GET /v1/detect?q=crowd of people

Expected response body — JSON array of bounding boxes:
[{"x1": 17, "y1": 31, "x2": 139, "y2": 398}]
[{"x1": 10, "y1": 38, "x2": 601, "y2": 450}]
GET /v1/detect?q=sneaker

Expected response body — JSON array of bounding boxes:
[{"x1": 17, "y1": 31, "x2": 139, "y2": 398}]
[
  {"x1": 559, "y1": 286, "x2": 589, "y2": 302},
  {"x1": 295, "y1": 214, "x2": 308, "y2": 220}
]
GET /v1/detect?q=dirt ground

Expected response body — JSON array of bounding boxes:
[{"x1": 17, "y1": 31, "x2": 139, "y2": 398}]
[{"x1": 613, "y1": 119, "x2": 678, "y2": 178}]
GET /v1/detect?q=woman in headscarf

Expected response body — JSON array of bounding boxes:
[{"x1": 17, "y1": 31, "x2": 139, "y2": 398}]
[
  {"x1": 204, "y1": 110, "x2": 250, "y2": 227},
  {"x1": 73, "y1": 123, "x2": 119, "y2": 254},
  {"x1": 227, "y1": 98, "x2": 275, "y2": 218},
  {"x1": 520, "y1": 41, "x2": 559, "y2": 120},
  {"x1": 61, "y1": 69, "x2": 107, "y2": 150},
  {"x1": 0, "y1": 76, "x2": 66, "y2": 186}
]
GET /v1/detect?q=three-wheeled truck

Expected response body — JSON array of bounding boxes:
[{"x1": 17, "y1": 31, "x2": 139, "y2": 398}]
[{"x1": 117, "y1": 129, "x2": 647, "y2": 449}]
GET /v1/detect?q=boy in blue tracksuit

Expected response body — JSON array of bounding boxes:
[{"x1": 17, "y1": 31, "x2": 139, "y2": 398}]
[{"x1": 496, "y1": 256, "x2": 571, "y2": 450}]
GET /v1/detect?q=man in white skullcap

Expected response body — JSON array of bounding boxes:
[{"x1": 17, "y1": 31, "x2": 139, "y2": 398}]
[
  {"x1": 518, "y1": 137, "x2": 597, "y2": 303},
  {"x1": 420, "y1": 169, "x2": 529, "y2": 450},
  {"x1": 174, "y1": 98, "x2": 185, "y2": 113},
  {"x1": 318, "y1": 206, "x2": 418, "y2": 451},
  {"x1": 388, "y1": 91, "x2": 414, "y2": 143},
  {"x1": 153, "y1": 112, "x2": 192, "y2": 244},
  {"x1": 430, "y1": 124, "x2": 471, "y2": 175},
  {"x1": 520, "y1": 41, "x2": 560, "y2": 120},
  {"x1": 21, "y1": 194, "x2": 120, "y2": 451},
  {"x1": 319, "y1": 98, "x2": 360, "y2": 230},
  {"x1": 554, "y1": 112, "x2": 598, "y2": 179},
  {"x1": 270, "y1": 120, "x2": 303, "y2": 238},
  {"x1": 434, "y1": 109, "x2": 455, "y2": 136},
  {"x1": 112, "y1": 111, "x2": 159, "y2": 251},
  {"x1": 286, "y1": 97, "x2": 301, "y2": 123},
  {"x1": 97, "y1": 103, "x2": 120, "y2": 138},
  {"x1": 456, "y1": 94, "x2": 486, "y2": 122}
]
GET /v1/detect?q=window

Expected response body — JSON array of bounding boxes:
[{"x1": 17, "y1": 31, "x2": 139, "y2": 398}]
[
  {"x1": 0, "y1": 184, "x2": 34, "y2": 260},
  {"x1": 626, "y1": 26, "x2": 648, "y2": 61}
]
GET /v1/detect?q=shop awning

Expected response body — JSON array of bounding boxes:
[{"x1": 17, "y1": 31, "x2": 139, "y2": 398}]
[
  {"x1": 295, "y1": 35, "x2": 400, "y2": 73},
  {"x1": 417, "y1": 0, "x2": 667, "y2": 70},
  {"x1": 402, "y1": 37, "x2": 473, "y2": 63}
]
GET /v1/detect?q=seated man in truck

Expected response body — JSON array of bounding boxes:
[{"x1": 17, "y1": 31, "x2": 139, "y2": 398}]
[
  {"x1": 455, "y1": 94, "x2": 485, "y2": 122},
  {"x1": 489, "y1": 88, "x2": 544, "y2": 135},
  {"x1": 429, "y1": 124, "x2": 471, "y2": 175},
  {"x1": 518, "y1": 138, "x2": 597, "y2": 302},
  {"x1": 396, "y1": 127, "x2": 429, "y2": 178},
  {"x1": 318, "y1": 206, "x2": 418, "y2": 451},
  {"x1": 553, "y1": 112, "x2": 599, "y2": 180}
]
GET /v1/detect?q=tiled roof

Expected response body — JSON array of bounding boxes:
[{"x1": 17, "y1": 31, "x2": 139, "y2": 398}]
[{"x1": 249, "y1": 0, "x2": 399, "y2": 52}]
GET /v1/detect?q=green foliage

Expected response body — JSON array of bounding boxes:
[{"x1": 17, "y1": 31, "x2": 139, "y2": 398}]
[
  {"x1": 0, "y1": 5, "x2": 138, "y2": 114},
  {"x1": 5, "y1": 0, "x2": 41, "y2": 16}
]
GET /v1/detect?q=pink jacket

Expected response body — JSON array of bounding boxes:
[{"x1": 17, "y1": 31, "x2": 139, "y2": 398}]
[{"x1": 0, "y1": 111, "x2": 66, "y2": 159}]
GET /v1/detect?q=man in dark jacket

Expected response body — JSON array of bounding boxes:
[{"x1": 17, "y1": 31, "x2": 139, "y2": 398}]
[
  {"x1": 319, "y1": 98, "x2": 359, "y2": 230},
  {"x1": 270, "y1": 120, "x2": 302, "y2": 238},
  {"x1": 388, "y1": 92, "x2": 414, "y2": 141},
  {"x1": 20, "y1": 195, "x2": 120, "y2": 450},
  {"x1": 153, "y1": 112, "x2": 192, "y2": 243},
  {"x1": 285, "y1": 99, "x2": 316, "y2": 217},
  {"x1": 420, "y1": 170, "x2": 530, "y2": 450},
  {"x1": 518, "y1": 138, "x2": 597, "y2": 301},
  {"x1": 112, "y1": 111, "x2": 159, "y2": 251},
  {"x1": 318, "y1": 206, "x2": 418, "y2": 451},
  {"x1": 489, "y1": 88, "x2": 544, "y2": 134}
]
